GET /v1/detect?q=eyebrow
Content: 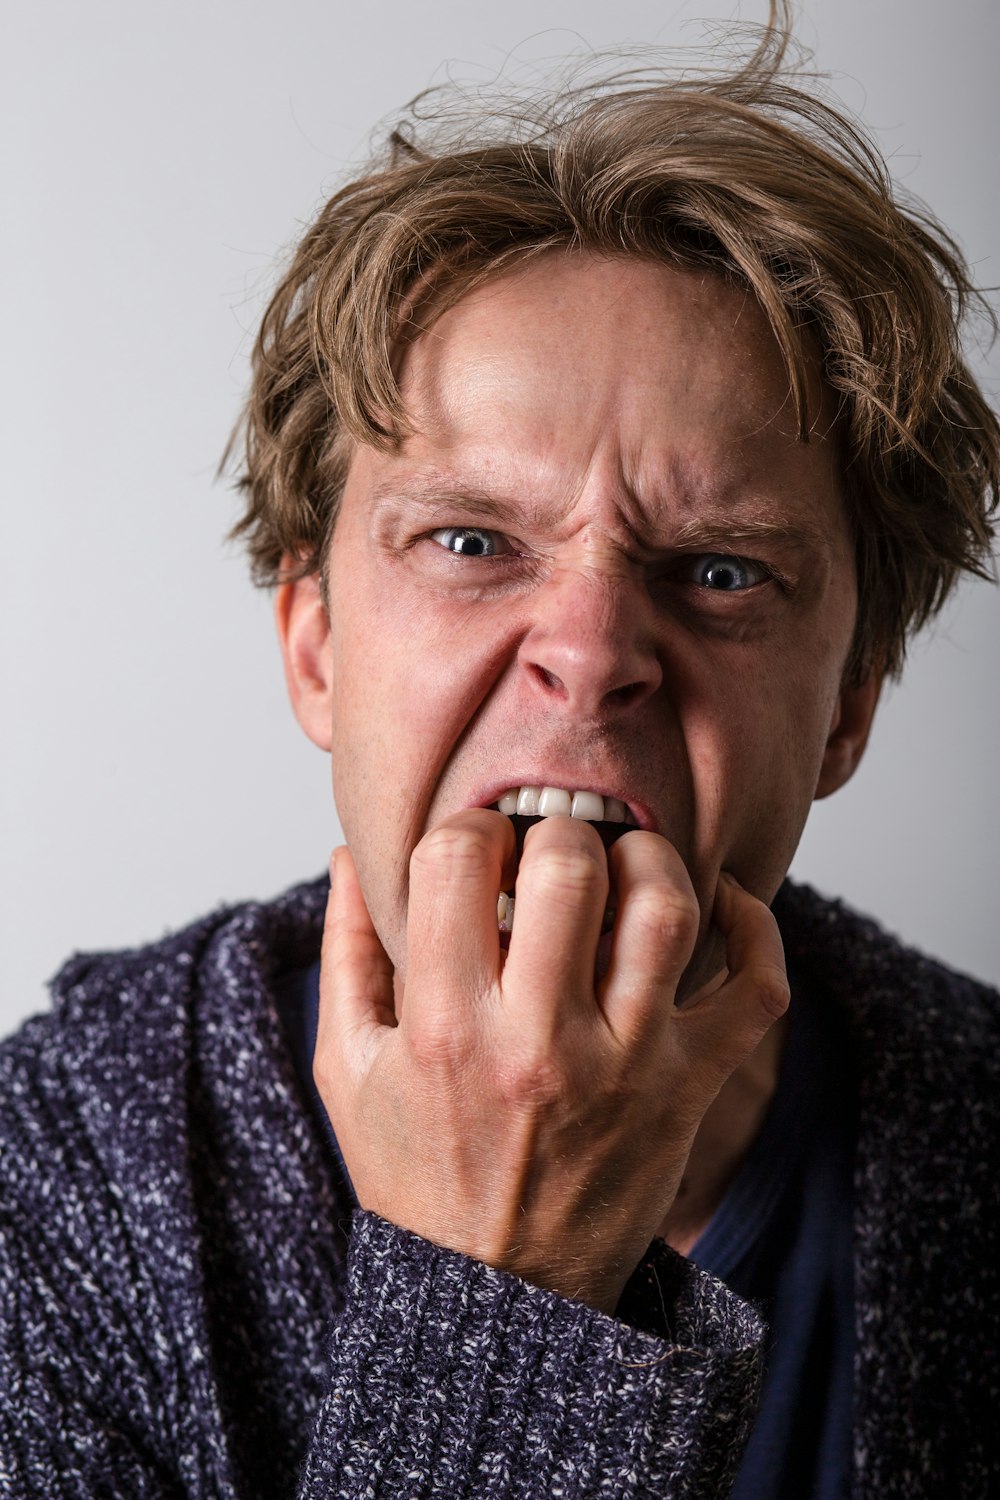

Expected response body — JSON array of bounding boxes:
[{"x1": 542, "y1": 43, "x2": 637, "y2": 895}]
[
  {"x1": 369, "y1": 480, "x2": 511, "y2": 519},
  {"x1": 369, "y1": 479, "x2": 565, "y2": 540},
  {"x1": 668, "y1": 516, "x2": 837, "y2": 561},
  {"x1": 370, "y1": 478, "x2": 837, "y2": 561}
]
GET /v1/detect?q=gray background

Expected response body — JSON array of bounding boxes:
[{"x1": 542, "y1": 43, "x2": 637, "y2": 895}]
[{"x1": 2, "y1": 0, "x2": 997, "y2": 1037}]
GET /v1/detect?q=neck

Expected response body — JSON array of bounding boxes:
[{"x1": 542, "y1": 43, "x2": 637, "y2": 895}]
[{"x1": 658, "y1": 1008, "x2": 789, "y2": 1256}]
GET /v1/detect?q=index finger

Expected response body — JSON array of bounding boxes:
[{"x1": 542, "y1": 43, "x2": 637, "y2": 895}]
[{"x1": 403, "y1": 808, "x2": 516, "y2": 1015}]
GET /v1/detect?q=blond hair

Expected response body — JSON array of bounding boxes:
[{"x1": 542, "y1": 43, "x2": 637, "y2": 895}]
[{"x1": 228, "y1": 16, "x2": 998, "y2": 682}]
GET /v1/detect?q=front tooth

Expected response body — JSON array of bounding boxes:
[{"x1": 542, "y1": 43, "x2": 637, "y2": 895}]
[
  {"x1": 497, "y1": 790, "x2": 518, "y2": 815},
  {"x1": 539, "y1": 786, "x2": 572, "y2": 817},
  {"x1": 516, "y1": 786, "x2": 541, "y2": 815},
  {"x1": 603, "y1": 797, "x2": 627, "y2": 823},
  {"x1": 571, "y1": 790, "x2": 605, "y2": 821}
]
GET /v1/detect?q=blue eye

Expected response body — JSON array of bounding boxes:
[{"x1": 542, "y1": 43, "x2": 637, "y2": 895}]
[
  {"x1": 689, "y1": 554, "x2": 768, "y2": 591},
  {"x1": 430, "y1": 527, "x2": 508, "y2": 557}
]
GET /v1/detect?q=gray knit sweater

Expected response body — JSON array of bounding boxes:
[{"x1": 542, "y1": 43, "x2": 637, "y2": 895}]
[{"x1": 0, "y1": 878, "x2": 996, "y2": 1498}]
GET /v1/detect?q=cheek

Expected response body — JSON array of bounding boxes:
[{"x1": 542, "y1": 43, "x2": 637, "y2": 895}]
[
  {"x1": 326, "y1": 568, "x2": 518, "y2": 921},
  {"x1": 332, "y1": 595, "x2": 504, "y2": 787},
  {"x1": 682, "y1": 647, "x2": 843, "y2": 899}
]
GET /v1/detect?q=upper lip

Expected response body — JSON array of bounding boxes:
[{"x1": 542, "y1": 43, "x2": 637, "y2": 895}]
[{"x1": 471, "y1": 777, "x2": 657, "y2": 832}]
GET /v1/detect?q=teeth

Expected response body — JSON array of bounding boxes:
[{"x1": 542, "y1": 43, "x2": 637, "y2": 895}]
[
  {"x1": 495, "y1": 786, "x2": 637, "y2": 826},
  {"x1": 538, "y1": 786, "x2": 572, "y2": 817},
  {"x1": 516, "y1": 786, "x2": 541, "y2": 816},
  {"x1": 570, "y1": 790, "x2": 604, "y2": 821}
]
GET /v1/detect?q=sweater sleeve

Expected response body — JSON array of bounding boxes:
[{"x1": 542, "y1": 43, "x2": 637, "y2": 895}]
[
  {"x1": 297, "y1": 1210, "x2": 765, "y2": 1500},
  {"x1": 0, "y1": 1196, "x2": 762, "y2": 1500}
]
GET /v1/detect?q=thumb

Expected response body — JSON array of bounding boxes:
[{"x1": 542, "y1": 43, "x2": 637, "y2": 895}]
[
  {"x1": 675, "y1": 873, "x2": 790, "y2": 1086},
  {"x1": 316, "y1": 847, "x2": 397, "y2": 1070}
]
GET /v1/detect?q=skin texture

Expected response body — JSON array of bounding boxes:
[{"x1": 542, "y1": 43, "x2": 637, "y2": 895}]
[{"x1": 276, "y1": 252, "x2": 881, "y2": 1312}]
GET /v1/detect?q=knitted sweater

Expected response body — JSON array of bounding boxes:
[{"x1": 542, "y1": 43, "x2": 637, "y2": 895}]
[{"x1": 0, "y1": 878, "x2": 996, "y2": 1498}]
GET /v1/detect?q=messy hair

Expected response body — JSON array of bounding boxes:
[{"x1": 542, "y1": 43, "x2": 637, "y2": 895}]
[{"x1": 227, "y1": 4, "x2": 998, "y2": 682}]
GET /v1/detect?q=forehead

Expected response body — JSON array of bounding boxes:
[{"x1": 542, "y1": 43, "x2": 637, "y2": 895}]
[{"x1": 359, "y1": 252, "x2": 845, "y2": 545}]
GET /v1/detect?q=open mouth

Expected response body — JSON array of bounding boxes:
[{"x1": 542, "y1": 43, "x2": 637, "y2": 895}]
[{"x1": 490, "y1": 785, "x2": 638, "y2": 936}]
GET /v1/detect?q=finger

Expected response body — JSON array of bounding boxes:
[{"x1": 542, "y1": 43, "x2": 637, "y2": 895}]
[
  {"x1": 501, "y1": 816, "x2": 609, "y2": 1026},
  {"x1": 598, "y1": 830, "x2": 700, "y2": 1043},
  {"x1": 316, "y1": 847, "x2": 397, "y2": 1067},
  {"x1": 403, "y1": 809, "x2": 516, "y2": 1010},
  {"x1": 674, "y1": 872, "x2": 790, "y2": 1084}
]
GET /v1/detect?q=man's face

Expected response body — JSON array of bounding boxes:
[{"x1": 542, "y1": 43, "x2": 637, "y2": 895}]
[{"x1": 296, "y1": 253, "x2": 869, "y2": 981}]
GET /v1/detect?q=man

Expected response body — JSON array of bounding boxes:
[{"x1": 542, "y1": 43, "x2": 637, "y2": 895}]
[{"x1": 1, "y1": 16, "x2": 997, "y2": 1499}]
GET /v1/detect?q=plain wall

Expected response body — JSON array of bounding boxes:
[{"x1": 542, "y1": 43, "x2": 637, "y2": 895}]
[{"x1": 2, "y1": 0, "x2": 997, "y2": 1037}]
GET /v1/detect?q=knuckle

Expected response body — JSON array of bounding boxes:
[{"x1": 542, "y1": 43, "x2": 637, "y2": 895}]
[
  {"x1": 754, "y1": 963, "x2": 792, "y2": 1023},
  {"x1": 629, "y1": 884, "x2": 700, "y2": 957},
  {"x1": 412, "y1": 822, "x2": 495, "y2": 885},
  {"x1": 407, "y1": 1012, "x2": 472, "y2": 1074},
  {"x1": 524, "y1": 843, "x2": 605, "y2": 902},
  {"x1": 496, "y1": 1050, "x2": 567, "y2": 1109}
]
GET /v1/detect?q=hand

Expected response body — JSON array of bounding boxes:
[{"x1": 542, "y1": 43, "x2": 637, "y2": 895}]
[{"x1": 315, "y1": 810, "x2": 788, "y2": 1315}]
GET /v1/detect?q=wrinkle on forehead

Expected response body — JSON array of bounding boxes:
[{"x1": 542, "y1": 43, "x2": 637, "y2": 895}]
[
  {"x1": 365, "y1": 443, "x2": 843, "y2": 569},
  {"x1": 373, "y1": 251, "x2": 848, "y2": 559}
]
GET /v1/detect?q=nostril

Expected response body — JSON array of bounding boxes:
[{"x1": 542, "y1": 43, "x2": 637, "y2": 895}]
[
  {"x1": 526, "y1": 659, "x2": 653, "y2": 711},
  {"x1": 522, "y1": 627, "x2": 660, "y2": 712},
  {"x1": 606, "y1": 681, "x2": 645, "y2": 709},
  {"x1": 533, "y1": 664, "x2": 565, "y2": 695}
]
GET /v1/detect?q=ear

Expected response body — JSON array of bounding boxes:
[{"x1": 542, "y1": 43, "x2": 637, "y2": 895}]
[
  {"x1": 274, "y1": 569, "x2": 333, "y2": 752},
  {"x1": 814, "y1": 672, "x2": 883, "y2": 800}
]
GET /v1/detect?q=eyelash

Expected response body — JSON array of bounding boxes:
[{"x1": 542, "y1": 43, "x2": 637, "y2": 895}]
[{"x1": 427, "y1": 527, "x2": 778, "y2": 593}]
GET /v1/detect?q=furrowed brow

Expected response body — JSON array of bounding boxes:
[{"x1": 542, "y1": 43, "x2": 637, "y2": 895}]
[
  {"x1": 369, "y1": 478, "x2": 513, "y2": 522},
  {"x1": 669, "y1": 516, "x2": 835, "y2": 560},
  {"x1": 369, "y1": 476, "x2": 838, "y2": 560}
]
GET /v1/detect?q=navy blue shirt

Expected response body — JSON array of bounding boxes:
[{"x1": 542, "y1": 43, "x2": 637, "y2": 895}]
[
  {"x1": 274, "y1": 959, "x2": 856, "y2": 1499},
  {"x1": 691, "y1": 964, "x2": 857, "y2": 1499}
]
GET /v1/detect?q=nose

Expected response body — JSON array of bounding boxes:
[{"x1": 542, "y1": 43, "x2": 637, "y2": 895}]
[{"x1": 518, "y1": 562, "x2": 663, "y2": 718}]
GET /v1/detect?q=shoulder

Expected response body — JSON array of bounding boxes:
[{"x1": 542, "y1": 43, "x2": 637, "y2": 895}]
[
  {"x1": 776, "y1": 883, "x2": 1000, "y2": 1481},
  {"x1": 0, "y1": 877, "x2": 331, "y2": 1469},
  {"x1": 773, "y1": 877, "x2": 999, "y2": 1057},
  {"x1": 773, "y1": 878, "x2": 997, "y2": 1222},
  {"x1": 0, "y1": 875, "x2": 328, "y2": 1224},
  {"x1": 773, "y1": 878, "x2": 998, "y2": 1262},
  {"x1": 1, "y1": 873, "x2": 328, "y2": 1077}
]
